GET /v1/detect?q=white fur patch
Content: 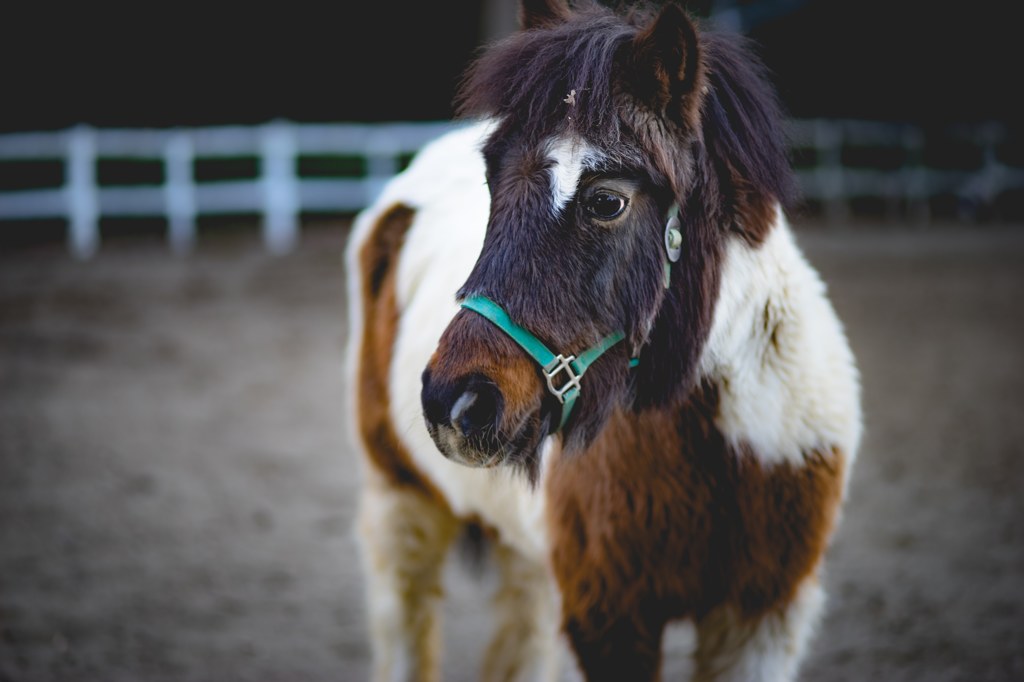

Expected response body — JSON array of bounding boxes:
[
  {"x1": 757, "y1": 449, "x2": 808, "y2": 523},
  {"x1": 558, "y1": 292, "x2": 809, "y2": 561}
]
[
  {"x1": 698, "y1": 207, "x2": 862, "y2": 469},
  {"x1": 346, "y1": 119, "x2": 553, "y2": 563},
  {"x1": 545, "y1": 135, "x2": 603, "y2": 215}
]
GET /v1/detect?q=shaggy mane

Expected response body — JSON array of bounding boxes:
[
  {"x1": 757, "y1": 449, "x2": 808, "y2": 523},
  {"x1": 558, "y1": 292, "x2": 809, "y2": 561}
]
[{"x1": 455, "y1": 1, "x2": 796, "y2": 209}]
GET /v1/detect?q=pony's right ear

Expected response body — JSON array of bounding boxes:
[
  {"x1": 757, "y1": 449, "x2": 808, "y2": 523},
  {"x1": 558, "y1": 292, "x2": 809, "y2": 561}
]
[
  {"x1": 518, "y1": 0, "x2": 569, "y2": 30},
  {"x1": 628, "y1": 2, "x2": 705, "y2": 127}
]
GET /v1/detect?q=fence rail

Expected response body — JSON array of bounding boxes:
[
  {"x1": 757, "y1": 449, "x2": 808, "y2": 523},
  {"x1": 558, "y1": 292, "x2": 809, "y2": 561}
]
[
  {"x1": 0, "y1": 121, "x2": 460, "y2": 258},
  {"x1": 2, "y1": 119, "x2": 1022, "y2": 258},
  {"x1": 785, "y1": 120, "x2": 1024, "y2": 224}
]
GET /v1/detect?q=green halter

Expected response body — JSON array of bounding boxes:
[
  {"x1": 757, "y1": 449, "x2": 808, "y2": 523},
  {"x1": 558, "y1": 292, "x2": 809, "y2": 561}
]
[
  {"x1": 460, "y1": 295, "x2": 632, "y2": 431},
  {"x1": 458, "y1": 203, "x2": 681, "y2": 432}
]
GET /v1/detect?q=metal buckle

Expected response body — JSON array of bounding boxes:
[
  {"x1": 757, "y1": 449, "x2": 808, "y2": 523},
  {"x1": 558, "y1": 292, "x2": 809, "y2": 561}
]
[{"x1": 542, "y1": 354, "x2": 581, "y2": 404}]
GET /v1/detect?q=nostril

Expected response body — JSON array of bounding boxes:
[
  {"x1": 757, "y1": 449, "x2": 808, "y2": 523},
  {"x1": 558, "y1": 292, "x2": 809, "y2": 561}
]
[
  {"x1": 451, "y1": 381, "x2": 501, "y2": 438},
  {"x1": 422, "y1": 372, "x2": 503, "y2": 438}
]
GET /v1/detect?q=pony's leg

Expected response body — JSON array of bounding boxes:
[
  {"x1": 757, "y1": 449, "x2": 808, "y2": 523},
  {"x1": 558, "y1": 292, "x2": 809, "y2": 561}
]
[
  {"x1": 481, "y1": 542, "x2": 561, "y2": 682},
  {"x1": 564, "y1": 617, "x2": 667, "y2": 682},
  {"x1": 692, "y1": 577, "x2": 825, "y2": 682},
  {"x1": 357, "y1": 471, "x2": 459, "y2": 682}
]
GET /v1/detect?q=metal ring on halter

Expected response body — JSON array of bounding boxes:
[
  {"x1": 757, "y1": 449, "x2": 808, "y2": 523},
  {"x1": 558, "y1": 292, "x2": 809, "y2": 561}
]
[{"x1": 664, "y1": 204, "x2": 682, "y2": 263}]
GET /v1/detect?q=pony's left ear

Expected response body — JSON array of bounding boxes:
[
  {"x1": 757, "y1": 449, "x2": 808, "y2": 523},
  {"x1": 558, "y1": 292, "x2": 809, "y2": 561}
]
[{"x1": 629, "y1": 2, "x2": 704, "y2": 127}]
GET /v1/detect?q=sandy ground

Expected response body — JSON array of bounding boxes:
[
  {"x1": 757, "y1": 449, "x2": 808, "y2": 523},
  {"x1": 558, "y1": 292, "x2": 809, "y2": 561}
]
[{"x1": 1, "y1": 222, "x2": 1022, "y2": 682}]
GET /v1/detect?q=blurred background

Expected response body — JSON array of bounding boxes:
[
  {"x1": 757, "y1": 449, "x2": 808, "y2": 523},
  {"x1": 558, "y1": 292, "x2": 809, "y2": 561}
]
[
  {"x1": 1, "y1": 1, "x2": 1021, "y2": 680},
  {"x1": 2, "y1": 0, "x2": 1022, "y2": 251}
]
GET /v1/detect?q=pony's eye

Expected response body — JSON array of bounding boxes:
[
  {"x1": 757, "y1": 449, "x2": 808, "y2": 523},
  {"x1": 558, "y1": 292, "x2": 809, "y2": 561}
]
[{"x1": 584, "y1": 191, "x2": 627, "y2": 220}]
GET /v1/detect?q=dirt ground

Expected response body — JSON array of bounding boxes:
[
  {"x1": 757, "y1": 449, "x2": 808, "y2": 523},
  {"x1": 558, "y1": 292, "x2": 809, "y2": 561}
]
[{"x1": 1, "y1": 221, "x2": 1022, "y2": 682}]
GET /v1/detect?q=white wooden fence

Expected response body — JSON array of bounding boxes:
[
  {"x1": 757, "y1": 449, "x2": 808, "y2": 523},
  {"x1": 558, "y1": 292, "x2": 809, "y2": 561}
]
[
  {"x1": 1, "y1": 119, "x2": 1021, "y2": 259},
  {"x1": 786, "y1": 119, "x2": 1024, "y2": 224},
  {"x1": 0, "y1": 121, "x2": 461, "y2": 258}
]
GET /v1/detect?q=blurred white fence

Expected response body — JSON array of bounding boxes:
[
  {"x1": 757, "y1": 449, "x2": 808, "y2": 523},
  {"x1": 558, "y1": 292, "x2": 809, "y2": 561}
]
[
  {"x1": 1, "y1": 119, "x2": 1022, "y2": 259},
  {"x1": 786, "y1": 120, "x2": 1024, "y2": 224},
  {"x1": 0, "y1": 121, "x2": 460, "y2": 258}
]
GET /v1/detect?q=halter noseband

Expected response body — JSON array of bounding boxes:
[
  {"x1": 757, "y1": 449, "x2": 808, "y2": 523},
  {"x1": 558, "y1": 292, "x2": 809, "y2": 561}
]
[
  {"x1": 460, "y1": 295, "x2": 630, "y2": 431},
  {"x1": 458, "y1": 204, "x2": 681, "y2": 433}
]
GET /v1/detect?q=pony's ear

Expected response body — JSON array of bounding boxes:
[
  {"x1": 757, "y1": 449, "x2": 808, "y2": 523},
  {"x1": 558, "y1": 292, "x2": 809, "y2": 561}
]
[
  {"x1": 518, "y1": 0, "x2": 569, "y2": 30},
  {"x1": 629, "y1": 2, "x2": 704, "y2": 126}
]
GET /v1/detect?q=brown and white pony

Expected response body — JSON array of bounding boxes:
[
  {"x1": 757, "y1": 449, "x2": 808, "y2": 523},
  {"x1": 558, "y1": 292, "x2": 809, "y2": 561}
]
[{"x1": 345, "y1": 2, "x2": 861, "y2": 680}]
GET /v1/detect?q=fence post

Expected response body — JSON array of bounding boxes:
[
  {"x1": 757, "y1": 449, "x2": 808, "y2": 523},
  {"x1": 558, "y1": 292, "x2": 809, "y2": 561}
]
[
  {"x1": 364, "y1": 129, "x2": 399, "y2": 207},
  {"x1": 261, "y1": 121, "x2": 299, "y2": 254},
  {"x1": 165, "y1": 132, "x2": 196, "y2": 254},
  {"x1": 66, "y1": 125, "x2": 99, "y2": 259},
  {"x1": 903, "y1": 127, "x2": 929, "y2": 224},
  {"x1": 974, "y1": 123, "x2": 1004, "y2": 218},
  {"x1": 814, "y1": 120, "x2": 847, "y2": 224}
]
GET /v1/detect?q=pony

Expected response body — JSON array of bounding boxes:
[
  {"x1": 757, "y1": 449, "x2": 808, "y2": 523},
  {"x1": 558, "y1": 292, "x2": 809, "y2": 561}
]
[{"x1": 344, "y1": 1, "x2": 861, "y2": 680}]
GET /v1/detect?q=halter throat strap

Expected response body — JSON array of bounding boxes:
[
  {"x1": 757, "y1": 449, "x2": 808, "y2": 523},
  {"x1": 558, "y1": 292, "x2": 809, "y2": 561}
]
[{"x1": 460, "y1": 296, "x2": 628, "y2": 432}]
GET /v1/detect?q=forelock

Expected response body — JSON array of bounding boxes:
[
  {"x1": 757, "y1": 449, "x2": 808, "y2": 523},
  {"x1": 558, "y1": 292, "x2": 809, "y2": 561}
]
[{"x1": 456, "y1": 4, "x2": 634, "y2": 145}]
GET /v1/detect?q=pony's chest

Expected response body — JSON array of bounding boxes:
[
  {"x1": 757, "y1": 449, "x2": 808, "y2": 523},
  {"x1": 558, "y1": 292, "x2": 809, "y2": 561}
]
[{"x1": 384, "y1": 164, "x2": 551, "y2": 559}]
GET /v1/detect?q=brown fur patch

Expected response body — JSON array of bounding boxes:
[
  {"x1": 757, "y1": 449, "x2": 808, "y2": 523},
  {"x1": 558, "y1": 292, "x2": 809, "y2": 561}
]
[
  {"x1": 730, "y1": 173, "x2": 778, "y2": 246},
  {"x1": 355, "y1": 203, "x2": 446, "y2": 505},
  {"x1": 545, "y1": 383, "x2": 846, "y2": 676},
  {"x1": 429, "y1": 310, "x2": 545, "y2": 429},
  {"x1": 424, "y1": 308, "x2": 555, "y2": 479}
]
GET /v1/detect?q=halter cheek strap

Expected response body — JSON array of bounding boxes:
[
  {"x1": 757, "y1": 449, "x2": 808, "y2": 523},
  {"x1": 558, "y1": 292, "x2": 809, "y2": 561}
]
[{"x1": 460, "y1": 296, "x2": 632, "y2": 431}]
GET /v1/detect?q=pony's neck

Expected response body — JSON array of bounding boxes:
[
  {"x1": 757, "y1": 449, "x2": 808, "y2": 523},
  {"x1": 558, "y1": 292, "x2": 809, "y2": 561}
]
[{"x1": 696, "y1": 206, "x2": 862, "y2": 467}]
